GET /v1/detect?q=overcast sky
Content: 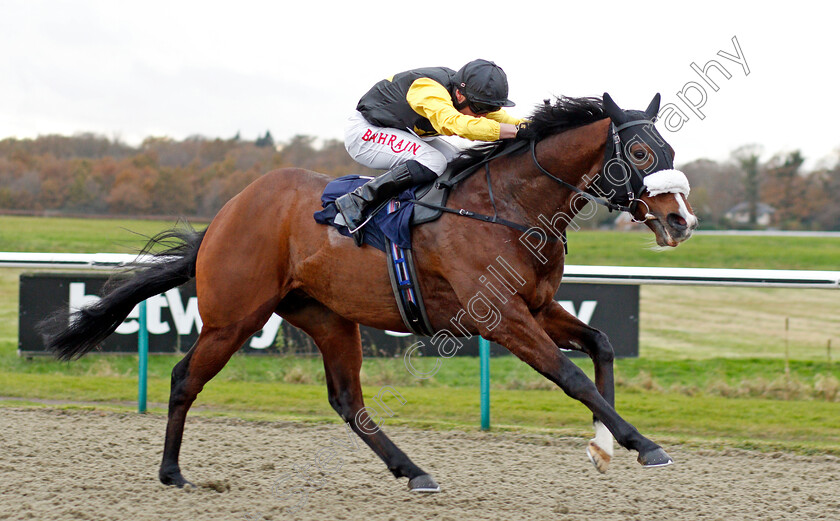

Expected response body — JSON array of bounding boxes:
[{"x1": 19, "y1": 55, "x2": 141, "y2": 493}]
[{"x1": 2, "y1": 1, "x2": 837, "y2": 168}]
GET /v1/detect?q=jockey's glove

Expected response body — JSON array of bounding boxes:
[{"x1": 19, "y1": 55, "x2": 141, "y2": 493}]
[{"x1": 515, "y1": 122, "x2": 536, "y2": 141}]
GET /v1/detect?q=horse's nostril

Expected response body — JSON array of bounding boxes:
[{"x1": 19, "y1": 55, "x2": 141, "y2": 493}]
[{"x1": 668, "y1": 213, "x2": 687, "y2": 231}]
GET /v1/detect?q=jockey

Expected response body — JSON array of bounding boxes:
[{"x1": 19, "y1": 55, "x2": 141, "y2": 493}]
[{"x1": 337, "y1": 59, "x2": 526, "y2": 245}]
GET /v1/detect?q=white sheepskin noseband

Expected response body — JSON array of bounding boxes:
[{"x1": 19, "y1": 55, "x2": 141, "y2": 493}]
[{"x1": 643, "y1": 169, "x2": 690, "y2": 197}]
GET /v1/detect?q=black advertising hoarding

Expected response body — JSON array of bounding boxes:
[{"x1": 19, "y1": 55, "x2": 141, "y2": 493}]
[
  {"x1": 18, "y1": 273, "x2": 639, "y2": 358},
  {"x1": 18, "y1": 274, "x2": 277, "y2": 356}
]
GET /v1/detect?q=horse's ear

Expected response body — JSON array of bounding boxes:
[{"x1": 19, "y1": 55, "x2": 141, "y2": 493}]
[
  {"x1": 645, "y1": 93, "x2": 661, "y2": 119},
  {"x1": 602, "y1": 92, "x2": 627, "y2": 124}
]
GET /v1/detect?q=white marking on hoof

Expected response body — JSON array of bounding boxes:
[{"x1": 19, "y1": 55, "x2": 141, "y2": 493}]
[
  {"x1": 587, "y1": 421, "x2": 614, "y2": 473},
  {"x1": 637, "y1": 447, "x2": 674, "y2": 468},
  {"x1": 587, "y1": 442, "x2": 611, "y2": 473},
  {"x1": 409, "y1": 485, "x2": 441, "y2": 493},
  {"x1": 408, "y1": 474, "x2": 441, "y2": 493},
  {"x1": 642, "y1": 459, "x2": 674, "y2": 468}
]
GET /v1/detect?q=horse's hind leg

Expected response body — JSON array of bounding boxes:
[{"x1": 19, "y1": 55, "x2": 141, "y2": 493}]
[
  {"x1": 280, "y1": 298, "x2": 440, "y2": 492},
  {"x1": 159, "y1": 322, "x2": 259, "y2": 487}
]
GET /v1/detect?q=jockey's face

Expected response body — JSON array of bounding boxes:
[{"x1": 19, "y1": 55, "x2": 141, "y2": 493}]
[{"x1": 454, "y1": 90, "x2": 488, "y2": 118}]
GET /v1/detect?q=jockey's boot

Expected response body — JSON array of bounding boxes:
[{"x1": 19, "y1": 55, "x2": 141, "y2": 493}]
[{"x1": 335, "y1": 160, "x2": 437, "y2": 246}]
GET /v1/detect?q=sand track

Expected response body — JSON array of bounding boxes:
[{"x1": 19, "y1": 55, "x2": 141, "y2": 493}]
[{"x1": 2, "y1": 407, "x2": 839, "y2": 520}]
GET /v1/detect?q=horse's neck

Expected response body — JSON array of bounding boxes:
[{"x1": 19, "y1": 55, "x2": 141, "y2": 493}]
[{"x1": 497, "y1": 118, "x2": 610, "y2": 229}]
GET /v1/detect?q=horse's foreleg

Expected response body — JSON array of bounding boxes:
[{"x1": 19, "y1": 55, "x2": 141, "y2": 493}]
[
  {"x1": 470, "y1": 295, "x2": 671, "y2": 468},
  {"x1": 280, "y1": 301, "x2": 439, "y2": 493},
  {"x1": 535, "y1": 301, "x2": 618, "y2": 472},
  {"x1": 159, "y1": 323, "x2": 256, "y2": 487}
]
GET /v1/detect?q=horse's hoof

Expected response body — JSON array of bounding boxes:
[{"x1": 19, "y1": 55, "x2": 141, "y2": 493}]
[
  {"x1": 160, "y1": 468, "x2": 194, "y2": 488},
  {"x1": 586, "y1": 441, "x2": 611, "y2": 473},
  {"x1": 408, "y1": 474, "x2": 440, "y2": 493},
  {"x1": 637, "y1": 447, "x2": 673, "y2": 468}
]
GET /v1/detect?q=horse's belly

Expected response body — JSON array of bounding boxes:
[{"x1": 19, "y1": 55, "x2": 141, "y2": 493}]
[{"x1": 294, "y1": 246, "x2": 412, "y2": 332}]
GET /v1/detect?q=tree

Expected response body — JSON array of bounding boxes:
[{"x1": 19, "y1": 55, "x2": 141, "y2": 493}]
[
  {"x1": 681, "y1": 158, "x2": 743, "y2": 227},
  {"x1": 106, "y1": 164, "x2": 157, "y2": 214},
  {"x1": 762, "y1": 150, "x2": 808, "y2": 228},
  {"x1": 151, "y1": 167, "x2": 196, "y2": 215},
  {"x1": 255, "y1": 131, "x2": 274, "y2": 148},
  {"x1": 812, "y1": 158, "x2": 840, "y2": 230},
  {"x1": 278, "y1": 135, "x2": 315, "y2": 166},
  {"x1": 731, "y1": 145, "x2": 763, "y2": 225}
]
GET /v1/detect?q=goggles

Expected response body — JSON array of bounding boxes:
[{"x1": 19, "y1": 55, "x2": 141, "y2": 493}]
[{"x1": 468, "y1": 101, "x2": 501, "y2": 114}]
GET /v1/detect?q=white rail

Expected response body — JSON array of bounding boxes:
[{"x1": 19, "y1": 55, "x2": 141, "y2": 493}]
[
  {"x1": 0, "y1": 252, "x2": 148, "y2": 270},
  {"x1": 1, "y1": 252, "x2": 839, "y2": 289},
  {"x1": 561, "y1": 265, "x2": 840, "y2": 289}
]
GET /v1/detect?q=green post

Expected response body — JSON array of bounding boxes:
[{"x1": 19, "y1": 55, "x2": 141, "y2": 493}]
[
  {"x1": 138, "y1": 300, "x2": 148, "y2": 414},
  {"x1": 479, "y1": 337, "x2": 490, "y2": 430}
]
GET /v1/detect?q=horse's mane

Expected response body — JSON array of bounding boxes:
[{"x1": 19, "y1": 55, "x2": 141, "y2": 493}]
[{"x1": 449, "y1": 96, "x2": 606, "y2": 171}]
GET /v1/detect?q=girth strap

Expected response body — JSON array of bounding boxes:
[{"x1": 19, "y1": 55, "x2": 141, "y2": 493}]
[{"x1": 384, "y1": 199, "x2": 435, "y2": 337}]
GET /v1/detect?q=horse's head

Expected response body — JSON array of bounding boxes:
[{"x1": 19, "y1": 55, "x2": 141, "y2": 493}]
[{"x1": 598, "y1": 92, "x2": 698, "y2": 247}]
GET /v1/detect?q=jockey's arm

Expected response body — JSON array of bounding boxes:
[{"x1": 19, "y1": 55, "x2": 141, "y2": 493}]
[
  {"x1": 485, "y1": 108, "x2": 521, "y2": 139},
  {"x1": 406, "y1": 78, "x2": 523, "y2": 141}
]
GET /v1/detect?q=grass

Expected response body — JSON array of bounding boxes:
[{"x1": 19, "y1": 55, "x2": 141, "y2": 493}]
[
  {"x1": 2, "y1": 371, "x2": 838, "y2": 455},
  {"x1": 0, "y1": 215, "x2": 205, "y2": 253},
  {"x1": 4, "y1": 349, "x2": 838, "y2": 393},
  {"x1": 3, "y1": 215, "x2": 840, "y2": 268},
  {"x1": 641, "y1": 286, "x2": 840, "y2": 360},
  {"x1": 1, "y1": 215, "x2": 840, "y2": 454},
  {"x1": 567, "y1": 231, "x2": 840, "y2": 270}
]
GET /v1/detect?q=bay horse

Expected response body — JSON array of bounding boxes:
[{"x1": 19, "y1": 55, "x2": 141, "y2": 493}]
[{"x1": 40, "y1": 93, "x2": 697, "y2": 493}]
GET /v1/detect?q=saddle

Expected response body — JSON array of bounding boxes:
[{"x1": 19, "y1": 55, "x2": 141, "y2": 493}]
[
  {"x1": 315, "y1": 140, "x2": 531, "y2": 337},
  {"x1": 409, "y1": 165, "x2": 458, "y2": 226},
  {"x1": 387, "y1": 141, "x2": 533, "y2": 336}
]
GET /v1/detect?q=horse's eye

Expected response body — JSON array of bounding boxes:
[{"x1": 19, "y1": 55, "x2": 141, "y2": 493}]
[{"x1": 633, "y1": 150, "x2": 646, "y2": 160}]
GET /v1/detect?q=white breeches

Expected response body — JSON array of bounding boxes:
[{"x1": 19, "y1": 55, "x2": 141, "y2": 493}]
[{"x1": 344, "y1": 111, "x2": 461, "y2": 175}]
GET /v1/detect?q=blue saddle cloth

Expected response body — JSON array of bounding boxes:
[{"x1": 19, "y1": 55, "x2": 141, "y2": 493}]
[{"x1": 313, "y1": 175, "x2": 417, "y2": 252}]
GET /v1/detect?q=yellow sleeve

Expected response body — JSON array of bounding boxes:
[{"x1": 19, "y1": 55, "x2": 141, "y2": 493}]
[
  {"x1": 406, "y1": 78, "x2": 504, "y2": 141},
  {"x1": 486, "y1": 109, "x2": 524, "y2": 126}
]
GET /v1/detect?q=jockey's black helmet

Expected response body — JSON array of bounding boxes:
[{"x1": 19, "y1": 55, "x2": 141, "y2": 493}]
[{"x1": 455, "y1": 59, "x2": 515, "y2": 108}]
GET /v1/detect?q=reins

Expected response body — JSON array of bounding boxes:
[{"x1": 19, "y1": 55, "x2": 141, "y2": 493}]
[
  {"x1": 412, "y1": 162, "x2": 566, "y2": 243},
  {"x1": 410, "y1": 140, "x2": 565, "y2": 244},
  {"x1": 528, "y1": 133, "x2": 623, "y2": 212},
  {"x1": 409, "y1": 116, "x2": 662, "y2": 240}
]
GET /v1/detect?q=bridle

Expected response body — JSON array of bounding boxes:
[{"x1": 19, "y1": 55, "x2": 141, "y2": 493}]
[
  {"x1": 410, "y1": 116, "x2": 671, "y2": 243},
  {"x1": 529, "y1": 117, "x2": 665, "y2": 223}
]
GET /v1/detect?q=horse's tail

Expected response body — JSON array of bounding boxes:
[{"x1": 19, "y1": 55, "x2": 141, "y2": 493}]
[{"x1": 38, "y1": 225, "x2": 206, "y2": 361}]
